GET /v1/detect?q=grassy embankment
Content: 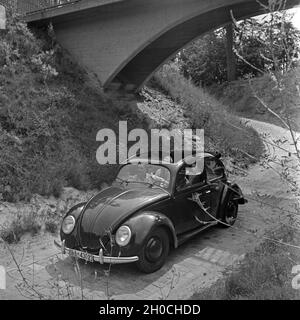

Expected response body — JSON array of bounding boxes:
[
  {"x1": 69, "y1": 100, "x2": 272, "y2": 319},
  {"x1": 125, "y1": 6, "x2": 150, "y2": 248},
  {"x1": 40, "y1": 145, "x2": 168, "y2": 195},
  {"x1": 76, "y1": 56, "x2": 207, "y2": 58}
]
[
  {"x1": 0, "y1": 12, "x2": 150, "y2": 203},
  {"x1": 152, "y1": 64, "x2": 264, "y2": 165},
  {"x1": 210, "y1": 68, "x2": 300, "y2": 131}
]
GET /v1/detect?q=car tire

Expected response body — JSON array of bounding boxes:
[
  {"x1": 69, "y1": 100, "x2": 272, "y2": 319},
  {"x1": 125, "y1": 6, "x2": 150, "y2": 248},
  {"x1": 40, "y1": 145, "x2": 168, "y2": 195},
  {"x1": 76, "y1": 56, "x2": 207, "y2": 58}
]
[
  {"x1": 136, "y1": 227, "x2": 169, "y2": 273},
  {"x1": 219, "y1": 192, "x2": 238, "y2": 228}
]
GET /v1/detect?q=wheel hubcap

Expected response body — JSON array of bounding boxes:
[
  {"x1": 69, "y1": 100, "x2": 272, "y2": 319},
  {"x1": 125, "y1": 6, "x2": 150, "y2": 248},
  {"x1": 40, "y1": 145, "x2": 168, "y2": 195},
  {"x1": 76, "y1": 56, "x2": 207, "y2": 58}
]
[{"x1": 145, "y1": 237, "x2": 163, "y2": 262}]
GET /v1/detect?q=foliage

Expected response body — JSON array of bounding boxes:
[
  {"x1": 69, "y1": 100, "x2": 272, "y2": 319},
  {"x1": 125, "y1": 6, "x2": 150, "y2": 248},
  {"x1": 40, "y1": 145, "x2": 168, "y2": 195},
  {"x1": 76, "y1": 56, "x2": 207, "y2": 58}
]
[
  {"x1": 0, "y1": 212, "x2": 42, "y2": 243},
  {"x1": 178, "y1": 12, "x2": 300, "y2": 86},
  {"x1": 234, "y1": 15, "x2": 300, "y2": 75},
  {"x1": 179, "y1": 31, "x2": 227, "y2": 86},
  {"x1": 44, "y1": 217, "x2": 59, "y2": 234}
]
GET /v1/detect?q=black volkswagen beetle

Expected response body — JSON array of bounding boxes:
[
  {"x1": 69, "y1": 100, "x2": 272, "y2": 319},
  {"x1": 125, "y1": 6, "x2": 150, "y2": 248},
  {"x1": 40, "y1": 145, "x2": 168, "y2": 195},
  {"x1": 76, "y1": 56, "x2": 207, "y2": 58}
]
[{"x1": 54, "y1": 152, "x2": 247, "y2": 273}]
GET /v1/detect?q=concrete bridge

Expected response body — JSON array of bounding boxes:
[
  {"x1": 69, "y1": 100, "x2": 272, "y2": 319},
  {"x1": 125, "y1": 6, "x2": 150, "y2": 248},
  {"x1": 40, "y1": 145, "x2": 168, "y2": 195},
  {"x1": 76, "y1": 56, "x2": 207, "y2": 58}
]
[{"x1": 15, "y1": 0, "x2": 300, "y2": 92}]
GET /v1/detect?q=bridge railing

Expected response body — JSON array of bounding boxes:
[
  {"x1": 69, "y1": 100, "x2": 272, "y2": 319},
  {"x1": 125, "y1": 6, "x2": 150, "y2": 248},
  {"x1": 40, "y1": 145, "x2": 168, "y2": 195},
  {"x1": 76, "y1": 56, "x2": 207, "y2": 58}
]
[
  {"x1": 0, "y1": 0, "x2": 81, "y2": 15},
  {"x1": 20, "y1": 0, "x2": 81, "y2": 14}
]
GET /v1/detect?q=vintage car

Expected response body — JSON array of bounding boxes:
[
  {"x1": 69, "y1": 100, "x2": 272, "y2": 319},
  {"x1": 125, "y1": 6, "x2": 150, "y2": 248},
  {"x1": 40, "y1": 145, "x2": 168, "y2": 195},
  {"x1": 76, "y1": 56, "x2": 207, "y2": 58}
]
[{"x1": 54, "y1": 152, "x2": 247, "y2": 273}]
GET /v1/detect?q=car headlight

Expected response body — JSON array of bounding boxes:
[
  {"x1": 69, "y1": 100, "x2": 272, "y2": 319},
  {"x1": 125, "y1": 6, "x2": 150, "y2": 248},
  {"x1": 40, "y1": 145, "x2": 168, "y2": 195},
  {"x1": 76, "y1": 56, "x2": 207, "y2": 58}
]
[
  {"x1": 62, "y1": 215, "x2": 76, "y2": 234},
  {"x1": 116, "y1": 225, "x2": 132, "y2": 247}
]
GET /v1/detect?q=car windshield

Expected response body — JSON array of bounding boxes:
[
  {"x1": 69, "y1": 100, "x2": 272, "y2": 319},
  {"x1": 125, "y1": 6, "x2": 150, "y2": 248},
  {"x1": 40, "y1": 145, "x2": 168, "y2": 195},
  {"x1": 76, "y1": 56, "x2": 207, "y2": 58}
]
[{"x1": 116, "y1": 163, "x2": 171, "y2": 190}]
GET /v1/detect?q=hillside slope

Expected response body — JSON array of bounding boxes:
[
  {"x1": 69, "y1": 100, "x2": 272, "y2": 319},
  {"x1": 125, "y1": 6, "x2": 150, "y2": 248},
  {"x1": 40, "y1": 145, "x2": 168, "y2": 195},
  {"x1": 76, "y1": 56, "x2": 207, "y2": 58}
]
[
  {"x1": 0, "y1": 12, "x2": 263, "y2": 203},
  {"x1": 0, "y1": 12, "x2": 150, "y2": 202},
  {"x1": 151, "y1": 65, "x2": 264, "y2": 165},
  {"x1": 211, "y1": 69, "x2": 300, "y2": 131}
]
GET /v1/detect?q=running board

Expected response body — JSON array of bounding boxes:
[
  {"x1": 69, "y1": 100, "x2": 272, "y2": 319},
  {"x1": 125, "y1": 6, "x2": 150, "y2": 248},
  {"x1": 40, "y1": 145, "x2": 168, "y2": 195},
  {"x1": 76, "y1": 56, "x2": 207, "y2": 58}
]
[{"x1": 177, "y1": 221, "x2": 218, "y2": 246}]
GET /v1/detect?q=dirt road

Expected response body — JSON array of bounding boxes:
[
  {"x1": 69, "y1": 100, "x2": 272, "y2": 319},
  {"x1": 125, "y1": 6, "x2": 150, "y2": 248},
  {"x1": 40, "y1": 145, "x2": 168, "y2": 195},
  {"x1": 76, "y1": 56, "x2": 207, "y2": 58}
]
[
  {"x1": 0, "y1": 119, "x2": 298, "y2": 300},
  {"x1": 235, "y1": 119, "x2": 300, "y2": 198}
]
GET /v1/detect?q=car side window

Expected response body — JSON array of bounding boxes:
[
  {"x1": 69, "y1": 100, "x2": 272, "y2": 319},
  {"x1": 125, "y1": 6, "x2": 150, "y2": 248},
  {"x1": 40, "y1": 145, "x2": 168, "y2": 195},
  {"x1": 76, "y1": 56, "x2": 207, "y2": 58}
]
[
  {"x1": 187, "y1": 165, "x2": 206, "y2": 186},
  {"x1": 175, "y1": 165, "x2": 206, "y2": 192},
  {"x1": 205, "y1": 157, "x2": 225, "y2": 182},
  {"x1": 175, "y1": 167, "x2": 190, "y2": 191}
]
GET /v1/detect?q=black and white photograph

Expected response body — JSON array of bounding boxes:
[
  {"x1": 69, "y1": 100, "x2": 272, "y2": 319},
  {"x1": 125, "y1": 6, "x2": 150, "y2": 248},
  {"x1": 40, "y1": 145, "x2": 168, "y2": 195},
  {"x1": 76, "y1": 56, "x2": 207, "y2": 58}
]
[{"x1": 0, "y1": 0, "x2": 300, "y2": 305}]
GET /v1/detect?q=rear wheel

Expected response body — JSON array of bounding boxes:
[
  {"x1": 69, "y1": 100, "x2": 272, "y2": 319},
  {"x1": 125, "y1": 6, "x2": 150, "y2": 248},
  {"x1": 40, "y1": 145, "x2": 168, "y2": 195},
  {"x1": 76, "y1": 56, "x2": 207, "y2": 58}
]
[
  {"x1": 219, "y1": 193, "x2": 238, "y2": 228},
  {"x1": 136, "y1": 227, "x2": 169, "y2": 273}
]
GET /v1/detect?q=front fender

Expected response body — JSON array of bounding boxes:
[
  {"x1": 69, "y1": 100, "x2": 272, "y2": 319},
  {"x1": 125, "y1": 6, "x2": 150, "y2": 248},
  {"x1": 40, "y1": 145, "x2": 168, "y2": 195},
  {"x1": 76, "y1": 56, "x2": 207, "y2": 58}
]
[
  {"x1": 125, "y1": 211, "x2": 178, "y2": 249},
  {"x1": 60, "y1": 202, "x2": 87, "y2": 249}
]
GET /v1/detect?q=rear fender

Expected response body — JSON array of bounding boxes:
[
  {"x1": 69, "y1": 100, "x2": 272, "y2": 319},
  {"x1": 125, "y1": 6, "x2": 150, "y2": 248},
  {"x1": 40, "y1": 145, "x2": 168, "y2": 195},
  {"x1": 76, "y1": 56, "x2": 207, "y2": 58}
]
[
  {"x1": 218, "y1": 183, "x2": 247, "y2": 220},
  {"x1": 230, "y1": 183, "x2": 247, "y2": 204}
]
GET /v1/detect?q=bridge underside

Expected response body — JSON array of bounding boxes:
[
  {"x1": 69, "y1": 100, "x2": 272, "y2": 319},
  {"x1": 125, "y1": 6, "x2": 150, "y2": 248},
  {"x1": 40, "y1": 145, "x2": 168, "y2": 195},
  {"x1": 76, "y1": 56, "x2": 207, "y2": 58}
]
[{"x1": 27, "y1": 0, "x2": 299, "y2": 92}]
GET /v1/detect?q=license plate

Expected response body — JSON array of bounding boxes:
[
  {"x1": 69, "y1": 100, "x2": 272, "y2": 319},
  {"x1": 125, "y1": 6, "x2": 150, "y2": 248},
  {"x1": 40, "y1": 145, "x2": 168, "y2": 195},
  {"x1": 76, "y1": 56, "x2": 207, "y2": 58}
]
[{"x1": 68, "y1": 249, "x2": 94, "y2": 262}]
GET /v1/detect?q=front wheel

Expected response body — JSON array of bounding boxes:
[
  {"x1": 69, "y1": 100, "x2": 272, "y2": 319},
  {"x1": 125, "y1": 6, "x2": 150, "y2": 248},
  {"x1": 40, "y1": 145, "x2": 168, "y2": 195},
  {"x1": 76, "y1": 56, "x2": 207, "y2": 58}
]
[
  {"x1": 136, "y1": 227, "x2": 169, "y2": 273},
  {"x1": 219, "y1": 193, "x2": 238, "y2": 228}
]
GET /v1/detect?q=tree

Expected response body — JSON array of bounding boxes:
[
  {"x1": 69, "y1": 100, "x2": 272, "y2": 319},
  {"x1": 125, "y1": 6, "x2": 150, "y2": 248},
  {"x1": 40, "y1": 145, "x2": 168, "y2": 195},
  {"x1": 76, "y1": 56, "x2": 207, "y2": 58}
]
[
  {"x1": 178, "y1": 11, "x2": 300, "y2": 86},
  {"x1": 179, "y1": 31, "x2": 227, "y2": 86},
  {"x1": 225, "y1": 22, "x2": 237, "y2": 81},
  {"x1": 234, "y1": 15, "x2": 300, "y2": 77}
]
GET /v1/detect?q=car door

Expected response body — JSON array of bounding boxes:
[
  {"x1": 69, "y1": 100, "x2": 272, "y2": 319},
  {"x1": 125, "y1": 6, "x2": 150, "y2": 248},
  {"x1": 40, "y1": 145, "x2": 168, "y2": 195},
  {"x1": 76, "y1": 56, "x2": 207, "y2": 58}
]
[
  {"x1": 172, "y1": 164, "x2": 211, "y2": 234},
  {"x1": 204, "y1": 156, "x2": 226, "y2": 218}
]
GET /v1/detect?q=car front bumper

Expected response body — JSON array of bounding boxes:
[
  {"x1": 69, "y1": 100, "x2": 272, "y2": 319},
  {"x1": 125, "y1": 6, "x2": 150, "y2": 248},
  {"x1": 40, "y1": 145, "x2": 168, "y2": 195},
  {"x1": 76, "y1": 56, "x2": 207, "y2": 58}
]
[{"x1": 54, "y1": 240, "x2": 139, "y2": 264}]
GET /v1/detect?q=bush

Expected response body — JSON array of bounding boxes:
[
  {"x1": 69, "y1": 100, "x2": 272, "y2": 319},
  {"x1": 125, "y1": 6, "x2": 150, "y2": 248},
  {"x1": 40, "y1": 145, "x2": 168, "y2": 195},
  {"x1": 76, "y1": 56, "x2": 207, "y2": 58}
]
[
  {"x1": 44, "y1": 217, "x2": 59, "y2": 234},
  {"x1": 179, "y1": 31, "x2": 227, "y2": 86},
  {"x1": 0, "y1": 213, "x2": 42, "y2": 244}
]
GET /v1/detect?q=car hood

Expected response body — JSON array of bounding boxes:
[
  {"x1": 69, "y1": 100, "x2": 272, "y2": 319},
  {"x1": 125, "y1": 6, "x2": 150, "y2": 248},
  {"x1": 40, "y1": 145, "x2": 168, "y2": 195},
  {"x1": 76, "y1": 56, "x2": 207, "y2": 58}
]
[{"x1": 78, "y1": 185, "x2": 169, "y2": 250}]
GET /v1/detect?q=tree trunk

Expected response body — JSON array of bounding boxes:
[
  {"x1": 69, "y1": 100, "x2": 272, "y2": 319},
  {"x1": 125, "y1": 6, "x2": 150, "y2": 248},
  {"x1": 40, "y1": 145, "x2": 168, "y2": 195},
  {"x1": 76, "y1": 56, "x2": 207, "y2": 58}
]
[
  {"x1": 225, "y1": 23, "x2": 236, "y2": 82},
  {"x1": 0, "y1": 5, "x2": 6, "y2": 31}
]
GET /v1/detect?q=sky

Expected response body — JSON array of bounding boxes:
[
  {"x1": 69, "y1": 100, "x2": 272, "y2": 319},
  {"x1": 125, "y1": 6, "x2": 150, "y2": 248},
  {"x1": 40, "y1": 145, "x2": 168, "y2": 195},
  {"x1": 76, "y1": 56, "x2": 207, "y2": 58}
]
[
  {"x1": 252, "y1": 7, "x2": 300, "y2": 30},
  {"x1": 291, "y1": 7, "x2": 300, "y2": 30}
]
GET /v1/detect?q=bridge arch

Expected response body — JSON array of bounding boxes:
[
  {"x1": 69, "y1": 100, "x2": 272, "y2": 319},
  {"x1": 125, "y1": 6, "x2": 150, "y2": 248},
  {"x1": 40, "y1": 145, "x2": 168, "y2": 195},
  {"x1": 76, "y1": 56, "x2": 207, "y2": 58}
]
[
  {"x1": 24, "y1": 0, "x2": 300, "y2": 92},
  {"x1": 113, "y1": 2, "x2": 267, "y2": 90},
  {"x1": 112, "y1": 0, "x2": 300, "y2": 91}
]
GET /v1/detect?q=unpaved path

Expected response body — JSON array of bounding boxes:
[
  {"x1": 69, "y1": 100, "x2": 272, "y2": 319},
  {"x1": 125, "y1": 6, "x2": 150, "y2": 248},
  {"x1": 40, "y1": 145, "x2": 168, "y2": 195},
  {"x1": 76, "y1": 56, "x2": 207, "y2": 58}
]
[
  {"x1": 0, "y1": 119, "x2": 298, "y2": 300},
  {"x1": 235, "y1": 119, "x2": 300, "y2": 198}
]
